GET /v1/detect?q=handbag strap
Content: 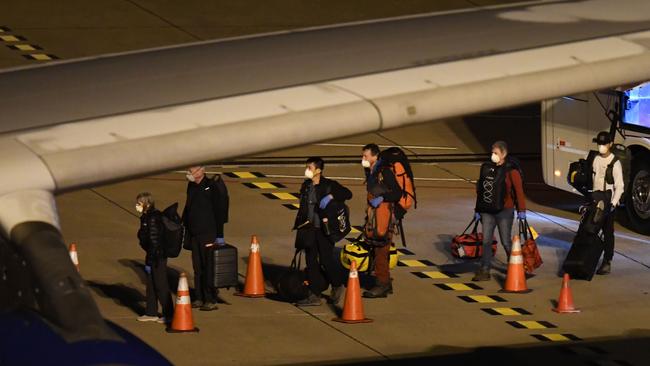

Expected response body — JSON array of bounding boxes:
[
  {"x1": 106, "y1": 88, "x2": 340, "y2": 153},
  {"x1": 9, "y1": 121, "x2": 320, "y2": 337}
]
[
  {"x1": 290, "y1": 249, "x2": 303, "y2": 270},
  {"x1": 518, "y1": 218, "x2": 534, "y2": 242},
  {"x1": 462, "y1": 217, "x2": 479, "y2": 235}
]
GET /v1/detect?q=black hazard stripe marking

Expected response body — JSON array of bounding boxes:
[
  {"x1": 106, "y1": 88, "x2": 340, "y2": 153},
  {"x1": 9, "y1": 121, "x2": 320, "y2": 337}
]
[
  {"x1": 396, "y1": 248, "x2": 415, "y2": 255},
  {"x1": 435, "y1": 283, "x2": 483, "y2": 291},
  {"x1": 397, "y1": 259, "x2": 436, "y2": 267},
  {"x1": 223, "y1": 172, "x2": 266, "y2": 178},
  {"x1": 458, "y1": 295, "x2": 507, "y2": 303},
  {"x1": 0, "y1": 26, "x2": 11, "y2": 32},
  {"x1": 507, "y1": 320, "x2": 557, "y2": 330},
  {"x1": 262, "y1": 192, "x2": 300, "y2": 200},
  {"x1": 8, "y1": 44, "x2": 42, "y2": 51},
  {"x1": 0, "y1": 35, "x2": 26, "y2": 42},
  {"x1": 242, "y1": 182, "x2": 286, "y2": 189},
  {"x1": 481, "y1": 307, "x2": 532, "y2": 316},
  {"x1": 283, "y1": 203, "x2": 300, "y2": 210},
  {"x1": 411, "y1": 271, "x2": 458, "y2": 279},
  {"x1": 531, "y1": 334, "x2": 582, "y2": 342}
]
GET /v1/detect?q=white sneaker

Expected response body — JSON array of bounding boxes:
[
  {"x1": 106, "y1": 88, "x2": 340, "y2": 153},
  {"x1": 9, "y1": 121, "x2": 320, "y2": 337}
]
[
  {"x1": 156, "y1": 317, "x2": 167, "y2": 324},
  {"x1": 137, "y1": 315, "x2": 160, "y2": 322}
]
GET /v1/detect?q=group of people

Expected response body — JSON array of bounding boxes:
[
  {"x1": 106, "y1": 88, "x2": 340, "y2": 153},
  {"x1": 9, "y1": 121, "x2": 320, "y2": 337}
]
[
  {"x1": 133, "y1": 131, "x2": 624, "y2": 321},
  {"x1": 136, "y1": 166, "x2": 229, "y2": 324}
]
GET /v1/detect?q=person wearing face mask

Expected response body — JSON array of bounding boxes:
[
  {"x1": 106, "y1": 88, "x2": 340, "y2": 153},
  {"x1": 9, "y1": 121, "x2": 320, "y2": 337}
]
[
  {"x1": 591, "y1": 131, "x2": 624, "y2": 275},
  {"x1": 473, "y1": 141, "x2": 526, "y2": 282},
  {"x1": 182, "y1": 166, "x2": 229, "y2": 311},
  {"x1": 136, "y1": 192, "x2": 173, "y2": 324},
  {"x1": 293, "y1": 157, "x2": 352, "y2": 306},
  {"x1": 361, "y1": 143, "x2": 403, "y2": 298}
]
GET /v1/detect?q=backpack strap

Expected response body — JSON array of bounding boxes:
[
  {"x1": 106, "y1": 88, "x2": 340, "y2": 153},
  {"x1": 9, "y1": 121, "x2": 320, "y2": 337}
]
[{"x1": 604, "y1": 156, "x2": 619, "y2": 190}]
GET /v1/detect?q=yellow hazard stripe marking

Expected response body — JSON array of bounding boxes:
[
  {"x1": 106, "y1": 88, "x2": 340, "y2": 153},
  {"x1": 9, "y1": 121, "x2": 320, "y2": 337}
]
[
  {"x1": 460, "y1": 295, "x2": 506, "y2": 303},
  {"x1": 417, "y1": 271, "x2": 454, "y2": 279},
  {"x1": 266, "y1": 192, "x2": 298, "y2": 200},
  {"x1": 398, "y1": 259, "x2": 435, "y2": 267},
  {"x1": 11, "y1": 44, "x2": 38, "y2": 51},
  {"x1": 508, "y1": 321, "x2": 556, "y2": 330},
  {"x1": 233, "y1": 172, "x2": 260, "y2": 178},
  {"x1": 350, "y1": 227, "x2": 361, "y2": 234},
  {"x1": 487, "y1": 308, "x2": 529, "y2": 316},
  {"x1": 532, "y1": 334, "x2": 581, "y2": 342},
  {"x1": 25, "y1": 53, "x2": 54, "y2": 61},
  {"x1": 1, "y1": 35, "x2": 20, "y2": 42},
  {"x1": 253, "y1": 182, "x2": 279, "y2": 189}
]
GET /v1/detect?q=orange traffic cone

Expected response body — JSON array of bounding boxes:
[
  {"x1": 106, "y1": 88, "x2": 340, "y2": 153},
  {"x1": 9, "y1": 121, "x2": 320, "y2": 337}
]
[
  {"x1": 235, "y1": 235, "x2": 266, "y2": 298},
  {"x1": 500, "y1": 235, "x2": 532, "y2": 293},
  {"x1": 167, "y1": 273, "x2": 199, "y2": 333},
  {"x1": 553, "y1": 273, "x2": 580, "y2": 313},
  {"x1": 69, "y1": 243, "x2": 79, "y2": 271},
  {"x1": 333, "y1": 261, "x2": 373, "y2": 324}
]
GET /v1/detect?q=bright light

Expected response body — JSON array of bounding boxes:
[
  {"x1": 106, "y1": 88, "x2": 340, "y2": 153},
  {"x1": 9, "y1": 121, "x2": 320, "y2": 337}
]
[{"x1": 554, "y1": 170, "x2": 562, "y2": 177}]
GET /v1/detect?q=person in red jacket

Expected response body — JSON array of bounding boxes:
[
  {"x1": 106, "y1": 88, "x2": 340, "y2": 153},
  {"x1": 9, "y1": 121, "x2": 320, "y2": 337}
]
[{"x1": 473, "y1": 141, "x2": 527, "y2": 282}]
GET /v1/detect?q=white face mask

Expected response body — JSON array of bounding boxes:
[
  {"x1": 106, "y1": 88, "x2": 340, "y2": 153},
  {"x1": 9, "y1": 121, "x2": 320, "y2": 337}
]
[
  {"x1": 361, "y1": 159, "x2": 371, "y2": 168},
  {"x1": 304, "y1": 168, "x2": 314, "y2": 179},
  {"x1": 598, "y1": 145, "x2": 609, "y2": 154},
  {"x1": 186, "y1": 173, "x2": 196, "y2": 182},
  {"x1": 135, "y1": 204, "x2": 144, "y2": 213},
  {"x1": 491, "y1": 153, "x2": 500, "y2": 164}
]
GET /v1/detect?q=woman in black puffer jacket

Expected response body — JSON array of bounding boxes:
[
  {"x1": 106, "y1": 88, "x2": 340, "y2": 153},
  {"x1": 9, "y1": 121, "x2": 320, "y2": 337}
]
[{"x1": 136, "y1": 192, "x2": 173, "y2": 324}]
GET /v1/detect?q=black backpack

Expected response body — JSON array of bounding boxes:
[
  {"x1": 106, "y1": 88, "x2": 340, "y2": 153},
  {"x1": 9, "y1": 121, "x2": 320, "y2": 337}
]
[
  {"x1": 475, "y1": 158, "x2": 522, "y2": 214},
  {"x1": 604, "y1": 143, "x2": 631, "y2": 194},
  {"x1": 567, "y1": 150, "x2": 597, "y2": 197},
  {"x1": 210, "y1": 174, "x2": 230, "y2": 223},
  {"x1": 161, "y1": 203, "x2": 184, "y2": 258}
]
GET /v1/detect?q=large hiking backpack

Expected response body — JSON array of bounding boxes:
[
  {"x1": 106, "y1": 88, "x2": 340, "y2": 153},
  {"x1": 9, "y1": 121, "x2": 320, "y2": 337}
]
[
  {"x1": 378, "y1": 147, "x2": 416, "y2": 218},
  {"x1": 161, "y1": 203, "x2": 184, "y2": 258}
]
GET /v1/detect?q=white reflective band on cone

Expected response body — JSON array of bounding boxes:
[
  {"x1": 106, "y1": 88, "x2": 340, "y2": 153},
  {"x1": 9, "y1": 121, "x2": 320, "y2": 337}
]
[
  {"x1": 69, "y1": 252, "x2": 78, "y2": 264},
  {"x1": 251, "y1": 243, "x2": 260, "y2": 252},
  {"x1": 178, "y1": 277, "x2": 189, "y2": 291},
  {"x1": 510, "y1": 256, "x2": 523, "y2": 265},
  {"x1": 177, "y1": 295, "x2": 191, "y2": 305},
  {"x1": 350, "y1": 270, "x2": 358, "y2": 278}
]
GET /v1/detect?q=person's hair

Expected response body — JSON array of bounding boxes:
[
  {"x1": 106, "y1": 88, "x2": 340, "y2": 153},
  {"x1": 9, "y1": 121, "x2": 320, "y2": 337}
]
[
  {"x1": 362, "y1": 143, "x2": 380, "y2": 156},
  {"x1": 492, "y1": 140, "x2": 508, "y2": 154},
  {"x1": 306, "y1": 157, "x2": 325, "y2": 171},
  {"x1": 136, "y1": 192, "x2": 155, "y2": 209}
]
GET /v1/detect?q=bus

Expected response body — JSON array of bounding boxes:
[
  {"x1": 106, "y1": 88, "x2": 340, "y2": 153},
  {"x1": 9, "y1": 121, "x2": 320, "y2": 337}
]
[{"x1": 542, "y1": 82, "x2": 650, "y2": 234}]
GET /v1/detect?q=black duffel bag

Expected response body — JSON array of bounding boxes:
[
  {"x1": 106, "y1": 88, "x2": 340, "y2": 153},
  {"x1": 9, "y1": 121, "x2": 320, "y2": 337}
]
[{"x1": 277, "y1": 250, "x2": 309, "y2": 302}]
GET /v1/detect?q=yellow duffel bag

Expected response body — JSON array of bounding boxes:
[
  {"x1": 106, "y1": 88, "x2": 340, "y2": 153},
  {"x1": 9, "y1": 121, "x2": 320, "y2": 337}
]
[{"x1": 340, "y1": 241, "x2": 398, "y2": 272}]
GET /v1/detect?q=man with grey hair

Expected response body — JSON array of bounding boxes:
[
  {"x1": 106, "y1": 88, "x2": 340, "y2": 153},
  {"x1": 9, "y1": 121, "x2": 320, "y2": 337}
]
[{"x1": 182, "y1": 166, "x2": 229, "y2": 311}]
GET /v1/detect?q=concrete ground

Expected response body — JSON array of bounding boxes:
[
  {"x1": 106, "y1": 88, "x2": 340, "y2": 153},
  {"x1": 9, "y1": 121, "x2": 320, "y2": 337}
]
[{"x1": 3, "y1": 1, "x2": 650, "y2": 365}]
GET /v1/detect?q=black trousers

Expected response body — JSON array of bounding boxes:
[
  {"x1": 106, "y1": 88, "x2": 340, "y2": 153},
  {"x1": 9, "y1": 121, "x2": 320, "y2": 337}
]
[
  {"x1": 145, "y1": 258, "x2": 173, "y2": 319},
  {"x1": 191, "y1": 237, "x2": 217, "y2": 303},
  {"x1": 298, "y1": 228, "x2": 343, "y2": 295},
  {"x1": 602, "y1": 210, "x2": 616, "y2": 261}
]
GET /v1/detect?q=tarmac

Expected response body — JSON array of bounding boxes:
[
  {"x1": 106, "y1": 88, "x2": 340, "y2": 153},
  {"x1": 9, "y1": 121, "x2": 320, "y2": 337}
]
[{"x1": 2, "y1": 1, "x2": 650, "y2": 365}]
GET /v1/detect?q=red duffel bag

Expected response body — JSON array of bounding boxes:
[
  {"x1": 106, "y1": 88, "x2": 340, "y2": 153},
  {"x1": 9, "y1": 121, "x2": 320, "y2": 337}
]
[
  {"x1": 519, "y1": 219, "x2": 543, "y2": 273},
  {"x1": 451, "y1": 217, "x2": 497, "y2": 259}
]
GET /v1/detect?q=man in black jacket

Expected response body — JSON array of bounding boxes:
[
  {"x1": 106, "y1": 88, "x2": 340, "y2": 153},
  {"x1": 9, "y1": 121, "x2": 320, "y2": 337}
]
[
  {"x1": 182, "y1": 166, "x2": 229, "y2": 311},
  {"x1": 136, "y1": 192, "x2": 173, "y2": 324},
  {"x1": 294, "y1": 157, "x2": 352, "y2": 306},
  {"x1": 361, "y1": 144, "x2": 402, "y2": 298}
]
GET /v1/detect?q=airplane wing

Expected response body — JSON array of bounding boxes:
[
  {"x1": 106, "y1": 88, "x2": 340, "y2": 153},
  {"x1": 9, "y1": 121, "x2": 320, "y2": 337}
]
[{"x1": 2, "y1": 0, "x2": 650, "y2": 342}]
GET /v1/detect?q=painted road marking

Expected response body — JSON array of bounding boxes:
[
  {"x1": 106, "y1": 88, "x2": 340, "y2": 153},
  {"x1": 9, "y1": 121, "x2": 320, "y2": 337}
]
[
  {"x1": 435, "y1": 283, "x2": 483, "y2": 291},
  {"x1": 224, "y1": 172, "x2": 266, "y2": 178},
  {"x1": 350, "y1": 226, "x2": 363, "y2": 234},
  {"x1": 481, "y1": 307, "x2": 532, "y2": 316},
  {"x1": 8, "y1": 44, "x2": 42, "y2": 51},
  {"x1": 0, "y1": 35, "x2": 25, "y2": 42},
  {"x1": 396, "y1": 248, "x2": 415, "y2": 255},
  {"x1": 23, "y1": 53, "x2": 58, "y2": 61},
  {"x1": 243, "y1": 182, "x2": 286, "y2": 189},
  {"x1": 411, "y1": 271, "x2": 458, "y2": 279},
  {"x1": 283, "y1": 203, "x2": 300, "y2": 210},
  {"x1": 262, "y1": 192, "x2": 300, "y2": 200},
  {"x1": 0, "y1": 26, "x2": 10, "y2": 33},
  {"x1": 397, "y1": 259, "x2": 436, "y2": 267},
  {"x1": 531, "y1": 334, "x2": 582, "y2": 342},
  {"x1": 458, "y1": 295, "x2": 507, "y2": 303},
  {"x1": 507, "y1": 320, "x2": 557, "y2": 330}
]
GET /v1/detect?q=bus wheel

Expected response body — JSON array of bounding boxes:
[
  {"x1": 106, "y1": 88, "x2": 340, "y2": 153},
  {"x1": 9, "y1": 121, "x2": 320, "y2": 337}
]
[{"x1": 626, "y1": 159, "x2": 650, "y2": 234}]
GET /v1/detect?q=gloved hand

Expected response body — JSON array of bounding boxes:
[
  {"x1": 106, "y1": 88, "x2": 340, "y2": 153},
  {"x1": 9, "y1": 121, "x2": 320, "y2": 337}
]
[
  {"x1": 474, "y1": 212, "x2": 481, "y2": 222},
  {"x1": 319, "y1": 194, "x2": 333, "y2": 209},
  {"x1": 517, "y1": 211, "x2": 526, "y2": 220},
  {"x1": 215, "y1": 237, "x2": 225, "y2": 245},
  {"x1": 369, "y1": 196, "x2": 384, "y2": 208},
  {"x1": 144, "y1": 265, "x2": 152, "y2": 274}
]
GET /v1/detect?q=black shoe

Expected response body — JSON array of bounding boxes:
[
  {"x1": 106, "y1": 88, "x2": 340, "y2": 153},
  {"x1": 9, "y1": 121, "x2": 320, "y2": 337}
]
[
  {"x1": 296, "y1": 293, "x2": 322, "y2": 307},
  {"x1": 191, "y1": 300, "x2": 204, "y2": 309},
  {"x1": 363, "y1": 284, "x2": 391, "y2": 298},
  {"x1": 472, "y1": 268, "x2": 491, "y2": 282},
  {"x1": 596, "y1": 260, "x2": 611, "y2": 275},
  {"x1": 199, "y1": 302, "x2": 219, "y2": 311},
  {"x1": 328, "y1": 286, "x2": 344, "y2": 305}
]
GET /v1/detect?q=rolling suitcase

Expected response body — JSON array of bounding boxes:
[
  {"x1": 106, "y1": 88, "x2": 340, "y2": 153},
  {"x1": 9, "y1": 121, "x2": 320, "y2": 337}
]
[
  {"x1": 213, "y1": 243, "x2": 238, "y2": 289},
  {"x1": 562, "y1": 231, "x2": 604, "y2": 281}
]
